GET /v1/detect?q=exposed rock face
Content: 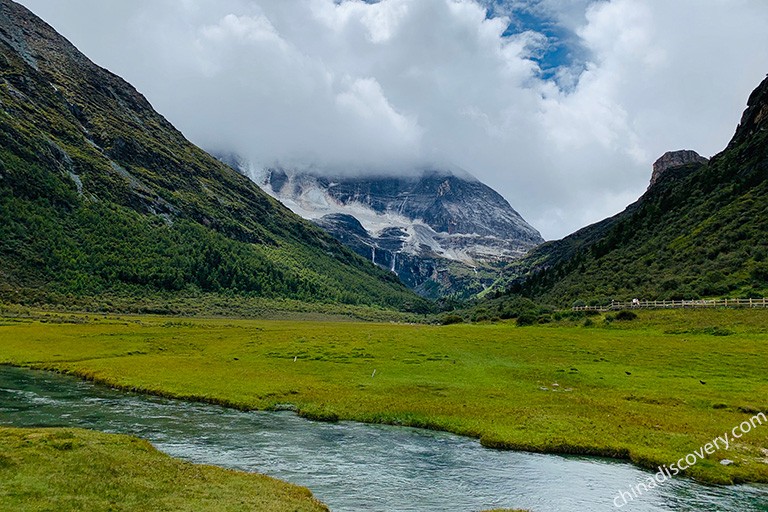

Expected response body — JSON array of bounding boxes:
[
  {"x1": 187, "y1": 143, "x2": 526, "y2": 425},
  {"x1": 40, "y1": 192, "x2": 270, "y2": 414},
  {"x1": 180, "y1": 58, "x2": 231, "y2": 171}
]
[
  {"x1": 649, "y1": 150, "x2": 709, "y2": 188},
  {"x1": 730, "y1": 74, "x2": 768, "y2": 148},
  {"x1": 230, "y1": 163, "x2": 544, "y2": 298},
  {"x1": 313, "y1": 213, "x2": 455, "y2": 295}
]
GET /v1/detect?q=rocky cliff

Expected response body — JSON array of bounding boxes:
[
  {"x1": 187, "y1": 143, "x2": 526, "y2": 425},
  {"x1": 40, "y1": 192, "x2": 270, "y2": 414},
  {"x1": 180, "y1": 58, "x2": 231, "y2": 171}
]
[
  {"x1": 231, "y1": 164, "x2": 543, "y2": 298},
  {"x1": 649, "y1": 150, "x2": 709, "y2": 189}
]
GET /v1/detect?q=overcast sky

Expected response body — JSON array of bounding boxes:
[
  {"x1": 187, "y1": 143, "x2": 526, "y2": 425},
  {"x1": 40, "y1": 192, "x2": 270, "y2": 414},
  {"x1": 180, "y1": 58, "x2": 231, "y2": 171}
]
[{"x1": 18, "y1": 0, "x2": 768, "y2": 239}]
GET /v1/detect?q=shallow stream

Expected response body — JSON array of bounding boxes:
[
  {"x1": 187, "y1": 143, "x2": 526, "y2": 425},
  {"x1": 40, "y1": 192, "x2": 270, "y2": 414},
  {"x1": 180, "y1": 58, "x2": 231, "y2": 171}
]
[{"x1": 1, "y1": 366, "x2": 766, "y2": 511}]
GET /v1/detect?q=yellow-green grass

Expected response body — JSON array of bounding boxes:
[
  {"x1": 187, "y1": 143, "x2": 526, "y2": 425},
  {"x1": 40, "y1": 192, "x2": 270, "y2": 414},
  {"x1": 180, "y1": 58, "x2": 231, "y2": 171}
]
[
  {"x1": 0, "y1": 427, "x2": 327, "y2": 512},
  {"x1": 1, "y1": 309, "x2": 767, "y2": 485}
]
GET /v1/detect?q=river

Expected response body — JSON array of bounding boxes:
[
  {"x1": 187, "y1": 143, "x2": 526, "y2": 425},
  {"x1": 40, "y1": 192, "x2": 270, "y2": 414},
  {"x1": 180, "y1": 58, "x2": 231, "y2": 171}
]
[{"x1": 0, "y1": 366, "x2": 766, "y2": 511}]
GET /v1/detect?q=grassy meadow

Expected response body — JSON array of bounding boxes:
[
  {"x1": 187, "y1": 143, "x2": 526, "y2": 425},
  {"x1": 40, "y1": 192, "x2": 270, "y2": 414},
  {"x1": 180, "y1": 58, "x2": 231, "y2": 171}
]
[
  {"x1": 0, "y1": 427, "x2": 327, "y2": 512},
  {"x1": 0, "y1": 308, "x2": 767, "y2": 486}
]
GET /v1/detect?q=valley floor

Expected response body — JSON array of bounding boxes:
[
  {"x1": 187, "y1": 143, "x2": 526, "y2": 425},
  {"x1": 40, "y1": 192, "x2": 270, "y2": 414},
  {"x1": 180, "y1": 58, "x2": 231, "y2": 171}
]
[{"x1": 0, "y1": 308, "x2": 767, "y2": 503}]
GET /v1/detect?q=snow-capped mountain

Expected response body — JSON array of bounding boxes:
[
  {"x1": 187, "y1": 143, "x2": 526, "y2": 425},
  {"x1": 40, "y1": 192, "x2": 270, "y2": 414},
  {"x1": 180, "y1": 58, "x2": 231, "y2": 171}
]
[{"x1": 229, "y1": 160, "x2": 543, "y2": 298}]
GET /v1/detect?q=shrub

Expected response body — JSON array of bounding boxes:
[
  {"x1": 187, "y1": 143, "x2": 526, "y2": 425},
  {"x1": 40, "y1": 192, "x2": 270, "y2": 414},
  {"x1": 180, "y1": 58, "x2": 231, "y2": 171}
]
[
  {"x1": 441, "y1": 314, "x2": 463, "y2": 325},
  {"x1": 499, "y1": 308, "x2": 517, "y2": 320},
  {"x1": 751, "y1": 262, "x2": 768, "y2": 283},
  {"x1": 615, "y1": 310, "x2": 638, "y2": 321},
  {"x1": 516, "y1": 313, "x2": 538, "y2": 327}
]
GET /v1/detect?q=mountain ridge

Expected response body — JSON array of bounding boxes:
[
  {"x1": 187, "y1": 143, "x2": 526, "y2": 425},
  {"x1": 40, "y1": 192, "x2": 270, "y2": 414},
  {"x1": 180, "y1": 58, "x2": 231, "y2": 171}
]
[
  {"x1": 0, "y1": 0, "x2": 429, "y2": 313},
  {"x1": 229, "y1": 162, "x2": 543, "y2": 298},
  {"x1": 486, "y1": 74, "x2": 768, "y2": 308}
]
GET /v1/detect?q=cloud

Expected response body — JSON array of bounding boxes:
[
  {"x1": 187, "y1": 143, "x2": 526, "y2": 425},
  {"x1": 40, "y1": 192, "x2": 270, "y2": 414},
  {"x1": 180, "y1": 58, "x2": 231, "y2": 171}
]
[{"x1": 17, "y1": 0, "x2": 768, "y2": 239}]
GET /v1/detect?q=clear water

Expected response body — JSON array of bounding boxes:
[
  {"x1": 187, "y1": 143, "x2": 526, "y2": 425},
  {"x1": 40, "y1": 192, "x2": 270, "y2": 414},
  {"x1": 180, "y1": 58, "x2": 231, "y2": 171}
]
[{"x1": 0, "y1": 365, "x2": 766, "y2": 512}]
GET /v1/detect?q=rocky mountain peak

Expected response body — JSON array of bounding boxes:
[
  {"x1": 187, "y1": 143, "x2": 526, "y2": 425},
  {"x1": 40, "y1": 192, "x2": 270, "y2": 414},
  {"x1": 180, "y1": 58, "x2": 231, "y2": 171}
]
[
  {"x1": 730, "y1": 74, "x2": 768, "y2": 148},
  {"x1": 231, "y1": 163, "x2": 543, "y2": 298},
  {"x1": 649, "y1": 150, "x2": 708, "y2": 189}
]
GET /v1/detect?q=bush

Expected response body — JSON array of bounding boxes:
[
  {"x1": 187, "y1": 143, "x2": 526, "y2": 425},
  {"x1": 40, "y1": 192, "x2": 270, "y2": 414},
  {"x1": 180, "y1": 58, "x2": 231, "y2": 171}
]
[
  {"x1": 516, "y1": 313, "x2": 538, "y2": 327},
  {"x1": 441, "y1": 314, "x2": 463, "y2": 325},
  {"x1": 615, "y1": 310, "x2": 638, "y2": 321},
  {"x1": 751, "y1": 262, "x2": 768, "y2": 283},
  {"x1": 499, "y1": 308, "x2": 517, "y2": 320}
]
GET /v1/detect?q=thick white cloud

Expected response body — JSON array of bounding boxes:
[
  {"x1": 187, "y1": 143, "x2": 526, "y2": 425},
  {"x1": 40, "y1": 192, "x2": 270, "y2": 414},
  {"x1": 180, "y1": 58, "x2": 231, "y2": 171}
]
[{"x1": 18, "y1": 0, "x2": 768, "y2": 239}]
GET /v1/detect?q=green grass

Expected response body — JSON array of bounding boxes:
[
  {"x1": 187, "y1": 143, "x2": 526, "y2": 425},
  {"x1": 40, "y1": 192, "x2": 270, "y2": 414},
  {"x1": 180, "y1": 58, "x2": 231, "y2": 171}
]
[
  {"x1": 0, "y1": 295, "x2": 426, "y2": 324},
  {"x1": 0, "y1": 427, "x2": 327, "y2": 512},
  {"x1": 1, "y1": 309, "x2": 767, "y2": 486}
]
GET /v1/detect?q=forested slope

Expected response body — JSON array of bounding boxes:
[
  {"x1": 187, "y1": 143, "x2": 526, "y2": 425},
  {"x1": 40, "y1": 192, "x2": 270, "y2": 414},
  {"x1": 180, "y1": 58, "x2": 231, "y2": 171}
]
[
  {"x1": 0, "y1": 0, "x2": 429, "y2": 313},
  {"x1": 491, "y1": 74, "x2": 768, "y2": 308}
]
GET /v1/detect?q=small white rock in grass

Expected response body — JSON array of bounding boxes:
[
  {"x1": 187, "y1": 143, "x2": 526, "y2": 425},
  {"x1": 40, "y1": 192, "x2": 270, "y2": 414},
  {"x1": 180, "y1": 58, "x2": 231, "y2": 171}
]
[{"x1": 720, "y1": 459, "x2": 734, "y2": 466}]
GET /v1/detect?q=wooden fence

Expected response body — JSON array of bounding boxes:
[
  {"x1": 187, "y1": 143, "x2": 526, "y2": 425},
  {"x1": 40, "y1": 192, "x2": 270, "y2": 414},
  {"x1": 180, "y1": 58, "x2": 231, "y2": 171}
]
[{"x1": 573, "y1": 297, "x2": 768, "y2": 312}]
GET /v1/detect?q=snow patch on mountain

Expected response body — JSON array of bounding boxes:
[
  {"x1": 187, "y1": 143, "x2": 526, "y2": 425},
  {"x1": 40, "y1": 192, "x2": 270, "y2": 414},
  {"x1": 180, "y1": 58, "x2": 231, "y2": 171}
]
[
  {"x1": 220, "y1": 158, "x2": 543, "y2": 298},
  {"x1": 239, "y1": 163, "x2": 541, "y2": 265}
]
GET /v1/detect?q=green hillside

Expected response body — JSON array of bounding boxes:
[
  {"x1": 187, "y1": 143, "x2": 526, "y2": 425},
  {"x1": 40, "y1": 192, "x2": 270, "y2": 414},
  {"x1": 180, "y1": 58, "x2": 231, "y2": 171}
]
[
  {"x1": 490, "y1": 75, "x2": 768, "y2": 308},
  {"x1": 0, "y1": 0, "x2": 429, "y2": 313}
]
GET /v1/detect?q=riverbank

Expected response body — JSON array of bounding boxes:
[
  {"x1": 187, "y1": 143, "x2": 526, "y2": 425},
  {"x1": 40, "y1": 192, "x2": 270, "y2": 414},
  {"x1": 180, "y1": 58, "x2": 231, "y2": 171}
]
[
  {"x1": 0, "y1": 427, "x2": 328, "y2": 511},
  {"x1": 1, "y1": 308, "x2": 767, "y2": 485}
]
